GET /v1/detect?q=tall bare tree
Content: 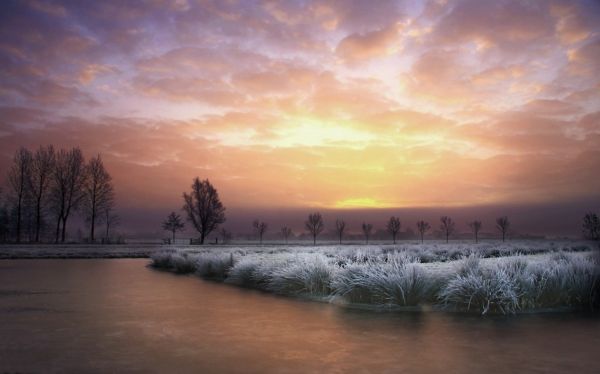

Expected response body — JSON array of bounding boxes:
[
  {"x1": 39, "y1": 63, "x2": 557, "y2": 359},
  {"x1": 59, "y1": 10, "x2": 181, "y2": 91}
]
[
  {"x1": 582, "y1": 213, "x2": 600, "y2": 241},
  {"x1": 51, "y1": 148, "x2": 86, "y2": 243},
  {"x1": 362, "y1": 222, "x2": 373, "y2": 244},
  {"x1": 253, "y1": 219, "x2": 268, "y2": 245},
  {"x1": 387, "y1": 216, "x2": 401, "y2": 244},
  {"x1": 7, "y1": 147, "x2": 33, "y2": 243},
  {"x1": 440, "y1": 216, "x2": 455, "y2": 243},
  {"x1": 468, "y1": 220, "x2": 482, "y2": 243},
  {"x1": 281, "y1": 226, "x2": 292, "y2": 244},
  {"x1": 334, "y1": 219, "x2": 346, "y2": 244},
  {"x1": 496, "y1": 216, "x2": 510, "y2": 242},
  {"x1": 182, "y1": 178, "x2": 226, "y2": 244},
  {"x1": 104, "y1": 205, "x2": 119, "y2": 243},
  {"x1": 30, "y1": 145, "x2": 55, "y2": 242},
  {"x1": 82, "y1": 154, "x2": 114, "y2": 242},
  {"x1": 305, "y1": 212, "x2": 324, "y2": 245},
  {"x1": 162, "y1": 212, "x2": 185, "y2": 243},
  {"x1": 416, "y1": 220, "x2": 430, "y2": 244}
]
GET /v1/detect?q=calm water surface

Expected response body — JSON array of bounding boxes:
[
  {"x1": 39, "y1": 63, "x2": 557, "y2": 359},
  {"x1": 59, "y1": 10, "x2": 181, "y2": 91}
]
[{"x1": 0, "y1": 259, "x2": 598, "y2": 373}]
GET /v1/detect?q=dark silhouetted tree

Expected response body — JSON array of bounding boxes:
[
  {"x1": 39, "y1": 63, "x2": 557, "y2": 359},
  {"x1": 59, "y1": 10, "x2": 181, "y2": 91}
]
[
  {"x1": 416, "y1": 220, "x2": 430, "y2": 244},
  {"x1": 104, "y1": 205, "x2": 119, "y2": 243},
  {"x1": 468, "y1": 220, "x2": 482, "y2": 243},
  {"x1": 281, "y1": 226, "x2": 292, "y2": 244},
  {"x1": 0, "y1": 189, "x2": 9, "y2": 242},
  {"x1": 51, "y1": 147, "x2": 86, "y2": 243},
  {"x1": 335, "y1": 219, "x2": 346, "y2": 244},
  {"x1": 162, "y1": 212, "x2": 185, "y2": 242},
  {"x1": 7, "y1": 147, "x2": 33, "y2": 243},
  {"x1": 305, "y1": 212, "x2": 324, "y2": 245},
  {"x1": 582, "y1": 213, "x2": 599, "y2": 241},
  {"x1": 220, "y1": 227, "x2": 233, "y2": 244},
  {"x1": 30, "y1": 145, "x2": 55, "y2": 242},
  {"x1": 182, "y1": 178, "x2": 226, "y2": 245},
  {"x1": 440, "y1": 216, "x2": 455, "y2": 243},
  {"x1": 362, "y1": 222, "x2": 373, "y2": 244},
  {"x1": 253, "y1": 219, "x2": 268, "y2": 245},
  {"x1": 496, "y1": 216, "x2": 510, "y2": 242},
  {"x1": 82, "y1": 154, "x2": 114, "y2": 243},
  {"x1": 387, "y1": 216, "x2": 401, "y2": 244}
]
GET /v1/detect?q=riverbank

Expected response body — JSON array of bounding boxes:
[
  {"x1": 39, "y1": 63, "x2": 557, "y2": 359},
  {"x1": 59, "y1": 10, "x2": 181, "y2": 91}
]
[{"x1": 150, "y1": 242, "x2": 600, "y2": 315}]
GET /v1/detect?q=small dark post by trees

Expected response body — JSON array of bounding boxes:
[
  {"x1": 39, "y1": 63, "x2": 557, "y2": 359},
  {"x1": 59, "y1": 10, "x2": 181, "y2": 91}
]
[
  {"x1": 496, "y1": 216, "x2": 510, "y2": 242},
  {"x1": 387, "y1": 216, "x2": 401, "y2": 244},
  {"x1": 281, "y1": 226, "x2": 292, "y2": 244},
  {"x1": 440, "y1": 216, "x2": 455, "y2": 243},
  {"x1": 416, "y1": 220, "x2": 430, "y2": 244},
  {"x1": 335, "y1": 219, "x2": 346, "y2": 244},
  {"x1": 253, "y1": 219, "x2": 268, "y2": 245},
  {"x1": 305, "y1": 212, "x2": 324, "y2": 245},
  {"x1": 182, "y1": 177, "x2": 226, "y2": 245},
  {"x1": 362, "y1": 222, "x2": 373, "y2": 244},
  {"x1": 582, "y1": 212, "x2": 600, "y2": 241},
  {"x1": 83, "y1": 154, "x2": 114, "y2": 243},
  {"x1": 468, "y1": 220, "x2": 482, "y2": 243},
  {"x1": 30, "y1": 145, "x2": 55, "y2": 242},
  {"x1": 7, "y1": 147, "x2": 32, "y2": 244},
  {"x1": 162, "y1": 212, "x2": 185, "y2": 243}
]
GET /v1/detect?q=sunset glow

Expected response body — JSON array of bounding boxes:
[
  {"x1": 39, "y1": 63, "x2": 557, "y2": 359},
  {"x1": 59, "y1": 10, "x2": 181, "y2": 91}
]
[{"x1": 1, "y1": 0, "x2": 599, "y2": 220}]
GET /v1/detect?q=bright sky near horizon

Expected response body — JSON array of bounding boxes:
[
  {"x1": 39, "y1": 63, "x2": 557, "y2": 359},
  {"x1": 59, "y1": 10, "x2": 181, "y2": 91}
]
[{"x1": 1, "y1": 0, "x2": 599, "y2": 216}]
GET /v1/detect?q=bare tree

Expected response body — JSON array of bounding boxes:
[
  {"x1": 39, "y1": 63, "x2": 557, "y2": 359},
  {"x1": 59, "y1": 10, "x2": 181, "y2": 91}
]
[
  {"x1": 496, "y1": 216, "x2": 510, "y2": 242},
  {"x1": 334, "y1": 219, "x2": 346, "y2": 244},
  {"x1": 182, "y1": 178, "x2": 226, "y2": 245},
  {"x1": 305, "y1": 212, "x2": 324, "y2": 245},
  {"x1": 440, "y1": 216, "x2": 455, "y2": 243},
  {"x1": 281, "y1": 226, "x2": 292, "y2": 244},
  {"x1": 253, "y1": 219, "x2": 268, "y2": 245},
  {"x1": 416, "y1": 220, "x2": 430, "y2": 244},
  {"x1": 582, "y1": 213, "x2": 600, "y2": 241},
  {"x1": 468, "y1": 220, "x2": 482, "y2": 243},
  {"x1": 30, "y1": 145, "x2": 55, "y2": 242},
  {"x1": 82, "y1": 154, "x2": 114, "y2": 243},
  {"x1": 362, "y1": 222, "x2": 373, "y2": 244},
  {"x1": 162, "y1": 212, "x2": 185, "y2": 243},
  {"x1": 220, "y1": 228, "x2": 233, "y2": 244},
  {"x1": 7, "y1": 147, "x2": 33, "y2": 243},
  {"x1": 51, "y1": 148, "x2": 86, "y2": 243},
  {"x1": 386, "y1": 216, "x2": 401, "y2": 244}
]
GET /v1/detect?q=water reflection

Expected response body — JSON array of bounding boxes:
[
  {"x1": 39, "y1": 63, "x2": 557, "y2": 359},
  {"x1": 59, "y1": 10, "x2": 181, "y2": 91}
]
[{"x1": 0, "y1": 259, "x2": 598, "y2": 373}]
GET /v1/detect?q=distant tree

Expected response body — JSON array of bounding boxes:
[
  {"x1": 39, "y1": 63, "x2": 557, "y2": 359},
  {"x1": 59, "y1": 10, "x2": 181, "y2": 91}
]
[
  {"x1": 334, "y1": 219, "x2": 346, "y2": 244},
  {"x1": 386, "y1": 216, "x2": 401, "y2": 244},
  {"x1": 0, "y1": 203, "x2": 9, "y2": 243},
  {"x1": 253, "y1": 219, "x2": 268, "y2": 245},
  {"x1": 305, "y1": 212, "x2": 324, "y2": 245},
  {"x1": 496, "y1": 216, "x2": 510, "y2": 242},
  {"x1": 82, "y1": 154, "x2": 114, "y2": 243},
  {"x1": 7, "y1": 147, "x2": 33, "y2": 243},
  {"x1": 182, "y1": 178, "x2": 226, "y2": 245},
  {"x1": 103, "y1": 206, "x2": 119, "y2": 243},
  {"x1": 281, "y1": 226, "x2": 292, "y2": 244},
  {"x1": 162, "y1": 212, "x2": 185, "y2": 243},
  {"x1": 51, "y1": 147, "x2": 86, "y2": 243},
  {"x1": 440, "y1": 216, "x2": 455, "y2": 243},
  {"x1": 416, "y1": 220, "x2": 430, "y2": 244},
  {"x1": 220, "y1": 227, "x2": 233, "y2": 244},
  {"x1": 362, "y1": 222, "x2": 373, "y2": 244},
  {"x1": 30, "y1": 145, "x2": 55, "y2": 242},
  {"x1": 468, "y1": 220, "x2": 482, "y2": 243},
  {"x1": 582, "y1": 213, "x2": 599, "y2": 241}
]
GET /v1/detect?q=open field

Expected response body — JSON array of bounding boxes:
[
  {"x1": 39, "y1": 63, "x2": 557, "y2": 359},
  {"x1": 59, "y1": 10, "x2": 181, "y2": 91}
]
[{"x1": 149, "y1": 240, "x2": 600, "y2": 315}]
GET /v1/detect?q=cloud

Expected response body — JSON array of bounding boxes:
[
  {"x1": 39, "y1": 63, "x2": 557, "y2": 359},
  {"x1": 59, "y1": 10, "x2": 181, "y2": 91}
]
[{"x1": 336, "y1": 23, "x2": 403, "y2": 61}]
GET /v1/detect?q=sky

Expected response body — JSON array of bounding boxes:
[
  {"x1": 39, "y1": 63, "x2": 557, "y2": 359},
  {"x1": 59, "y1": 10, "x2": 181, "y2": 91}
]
[{"x1": 1, "y1": 0, "x2": 599, "y2": 237}]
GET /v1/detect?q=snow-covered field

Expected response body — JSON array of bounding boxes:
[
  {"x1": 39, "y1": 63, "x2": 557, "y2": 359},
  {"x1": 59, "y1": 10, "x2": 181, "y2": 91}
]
[{"x1": 150, "y1": 240, "x2": 600, "y2": 315}]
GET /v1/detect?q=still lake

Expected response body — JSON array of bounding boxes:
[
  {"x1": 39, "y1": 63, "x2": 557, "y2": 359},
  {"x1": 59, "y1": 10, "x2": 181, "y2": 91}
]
[{"x1": 1, "y1": 259, "x2": 598, "y2": 373}]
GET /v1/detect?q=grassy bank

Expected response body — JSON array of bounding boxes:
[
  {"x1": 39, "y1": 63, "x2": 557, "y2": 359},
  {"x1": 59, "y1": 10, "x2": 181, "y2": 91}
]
[{"x1": 150, "y1": 242, "x2": 600, "y2": 315}]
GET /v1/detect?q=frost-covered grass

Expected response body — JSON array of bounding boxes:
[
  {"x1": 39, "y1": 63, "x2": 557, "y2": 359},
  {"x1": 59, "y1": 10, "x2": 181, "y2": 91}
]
[{"x1": 150, "y1": 241, "x2": 600, "y2": 315}]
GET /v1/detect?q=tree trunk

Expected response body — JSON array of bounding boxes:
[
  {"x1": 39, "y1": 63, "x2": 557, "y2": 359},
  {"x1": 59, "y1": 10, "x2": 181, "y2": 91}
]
[
  {"x1": 61, "y1": 216, "x2": 68, "y2": 243},
  {"x1": 172, "y1": 230, "x2": 175, "y2": 242},
  {"x1": 55, "y1": 217, "x2": 61, "y2": 244},
  {"x1": 35, "y1": 196, "x2": 42, "y2": 243},
  {"x1": 420, "y1": 233, "x2": 424, "y2": 244},
  {"x1": 16, "y1": 195, "x2": 22, "y2": 244},
  {"x1": 446, "y1": 232, "x2": 449, "y2": 243},
  {"x1": 200, "y1": 231, "x2": 205, "y2": 245},
  {"x1": 313, "y1": 234, "x2": 316, "y2": 245}
]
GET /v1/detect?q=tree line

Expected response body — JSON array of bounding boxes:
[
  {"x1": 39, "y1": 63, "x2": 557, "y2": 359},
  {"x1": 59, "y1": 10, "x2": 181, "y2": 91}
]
[
  {"x1": 166, "y1": 177, "x2": 600, "y2": 245},
  {"x1": 0, "y1": 146, "x2": 117, "y2": 244}
]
